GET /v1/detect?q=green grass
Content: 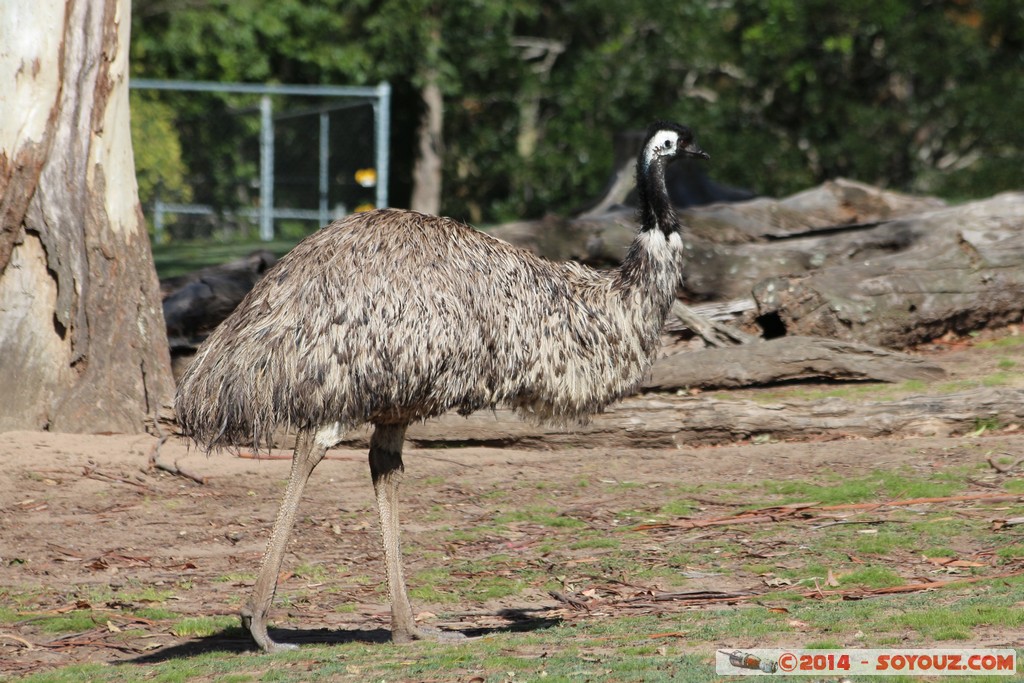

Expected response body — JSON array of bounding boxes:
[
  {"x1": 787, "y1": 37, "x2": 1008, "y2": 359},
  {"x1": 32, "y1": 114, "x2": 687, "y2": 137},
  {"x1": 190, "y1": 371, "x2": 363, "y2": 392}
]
[
  {"x1": 1005, "y1": 479, "x2": 1024, "y2": 493},
  {"x1": 569, "y1": 536, "x2": 621, "y2": 550},
  {"x1": 837, "y1": 566, "x2": 904, "y2": 589},
  {"x1": 890, "y1": 597, "x2": 1024, "y2": 640},
  {"x1": 170, "y1": 615, "x2": 239, "y2": 638},
  {"x1": 36, "y1": 610, "x2": 103, "y2": 633},
  {"x1": 493, "y1": 505, "x2": 586, "y2": 528},
  {"x1": 152, "y1": 237, "x2": 300, "y2": 279},
  {"x1": 14, "y1": 447, "x2": 1024, "y2": 683},
  {"x1": 763, "y1": 468, "x2": 960, "y2": 506},
  {"x1": 120, "y1": 586, "x2": 175, "y2": 603},
  {"x1": 976, "y1": 335, "x2": 1024, "y2": 349},
  {"x1": 291, "y1": 562, "x2": 330, "y2": 582},
  {"x1": 660, "y1": 499, "x2": 697, "y2": 517}
]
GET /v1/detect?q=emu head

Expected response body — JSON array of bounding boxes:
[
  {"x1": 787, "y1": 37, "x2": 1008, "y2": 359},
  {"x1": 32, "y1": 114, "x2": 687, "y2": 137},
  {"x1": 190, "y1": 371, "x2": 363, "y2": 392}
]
[{"x1": 641, "y1": 122, "x2": 709, "y2": 172}]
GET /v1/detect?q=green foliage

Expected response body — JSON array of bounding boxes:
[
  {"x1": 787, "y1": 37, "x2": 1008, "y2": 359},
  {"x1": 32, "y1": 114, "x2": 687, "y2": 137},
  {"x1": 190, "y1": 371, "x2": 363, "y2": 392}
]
[
  {"x1": 131, "y1": 1, "x2": 1024, "y2": 225},
  {"x1": 130, "y1": 94, "x2": 192, "y2": 212}
]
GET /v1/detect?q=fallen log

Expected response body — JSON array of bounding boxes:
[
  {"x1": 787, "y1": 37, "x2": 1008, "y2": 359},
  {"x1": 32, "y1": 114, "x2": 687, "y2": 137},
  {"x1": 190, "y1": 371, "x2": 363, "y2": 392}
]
[
  {"x1": 325, "y1": 387, "x2": 1024, "y2": 449},
  {"x1": 161, "y1": 250, "x2": 276, "y2": 345},
  {"x1": 752, "y1": 193, "x2": 1024, "y2": 347},
  {"x1": 487, "y1": 179, "x2": 947, "y2": 300},
  {"x1": 669, "y1": 301, "x2": 758, "y2": 347},
  {"x1": 644, "y1": 336, "x2": 945, "y2": 391}
]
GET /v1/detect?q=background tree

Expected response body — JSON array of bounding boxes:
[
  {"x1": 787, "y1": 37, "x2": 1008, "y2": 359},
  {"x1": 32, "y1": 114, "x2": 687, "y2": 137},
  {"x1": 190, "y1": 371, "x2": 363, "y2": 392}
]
[
  {"x1": 129, "y1": 1, "x2": 1023, "y2": 226},
  {"x1": 0, "y1": 0, "x2": 175, "y2": 432}
]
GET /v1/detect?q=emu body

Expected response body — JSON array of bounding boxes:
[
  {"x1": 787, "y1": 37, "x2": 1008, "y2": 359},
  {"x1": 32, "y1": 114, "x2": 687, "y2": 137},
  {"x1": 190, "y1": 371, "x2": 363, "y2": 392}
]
[{"x1": 174, "y1": 121, "x2": 708, "y2": 650}]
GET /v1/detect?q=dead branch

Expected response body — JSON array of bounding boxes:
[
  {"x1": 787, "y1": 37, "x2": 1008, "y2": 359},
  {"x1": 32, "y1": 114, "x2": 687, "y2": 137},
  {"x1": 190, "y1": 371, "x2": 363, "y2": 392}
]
[
  {"x1": 147, "y1": 435, "x2": 207, "y2": 485},
  {"x1": 987, "y1": 455, "x2": 1024, "y2": 474},
  {"x1": 800, "y1": 569, "x2": 1024, "y2": 600}
]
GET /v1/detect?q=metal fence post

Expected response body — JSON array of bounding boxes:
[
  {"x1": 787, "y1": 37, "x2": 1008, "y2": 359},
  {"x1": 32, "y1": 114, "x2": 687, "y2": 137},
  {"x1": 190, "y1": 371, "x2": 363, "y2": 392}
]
[
  {"x1": 375, "y1": 81, "x2": 391, "y2": 209},
  {"x1": 259, "y1": 94, "x2": 275, "y2": 241},
  {"x1": 154, "y1": 198, "x2": 166, "y2": 242},
  {"x1": 319, "y1": 111, "x2": 330, "y2": 227},
  {"x1": 129, "y1": 79, "x2": 390, "y2": 238}
]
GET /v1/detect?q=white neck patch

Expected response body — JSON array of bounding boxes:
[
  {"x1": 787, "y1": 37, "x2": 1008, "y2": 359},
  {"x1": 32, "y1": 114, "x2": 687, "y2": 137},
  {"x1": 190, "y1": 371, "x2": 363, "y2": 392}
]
[{"x1": 642, "y1": 130, "x2": 679, "y2": 168}]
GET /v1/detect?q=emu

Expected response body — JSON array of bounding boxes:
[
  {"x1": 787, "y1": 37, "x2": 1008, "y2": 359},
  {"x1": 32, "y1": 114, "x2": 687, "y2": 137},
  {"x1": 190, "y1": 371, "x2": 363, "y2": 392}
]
[{"x1": 174, "y1": 121, "x2": 708, "y2": 651}]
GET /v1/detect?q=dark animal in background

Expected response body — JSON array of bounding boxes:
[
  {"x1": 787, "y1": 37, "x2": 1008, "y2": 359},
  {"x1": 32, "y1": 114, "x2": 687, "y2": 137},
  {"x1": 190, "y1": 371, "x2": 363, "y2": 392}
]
[{"x1": 174, "y1": 121, "x2": 709, "y2": 651}]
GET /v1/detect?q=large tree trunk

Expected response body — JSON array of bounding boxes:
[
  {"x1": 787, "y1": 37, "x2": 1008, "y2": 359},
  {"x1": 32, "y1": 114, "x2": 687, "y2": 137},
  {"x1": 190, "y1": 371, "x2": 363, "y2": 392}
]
[{"x1": 0, "y1": 0, "x2": 175, "y2": 433}]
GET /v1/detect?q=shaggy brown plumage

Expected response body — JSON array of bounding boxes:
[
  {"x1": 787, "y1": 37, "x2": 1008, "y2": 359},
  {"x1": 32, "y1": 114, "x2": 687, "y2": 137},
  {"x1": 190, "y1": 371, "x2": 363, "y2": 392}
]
[
  {"x1": 174, "y1": 121, "x2": 708, "y2": 651},
  {"x1": 175, "y1": 209, "x2": 684, "y2": 447}
]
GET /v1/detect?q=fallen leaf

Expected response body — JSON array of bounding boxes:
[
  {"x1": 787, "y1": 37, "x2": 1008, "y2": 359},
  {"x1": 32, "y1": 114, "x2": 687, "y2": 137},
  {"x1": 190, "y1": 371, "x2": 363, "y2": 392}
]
[
  {"x1": 787, "y1": 619, "x2": 810, "y2": 629},
  {"x1": 826, "y1": 569, "x2": 840, "y2": 587},
  {"x1": 766, "y1": 606, "x2": 790, "y2": 614},
  {"x1": 106, "y1": 620, "x2": 122, "y2": 633}
]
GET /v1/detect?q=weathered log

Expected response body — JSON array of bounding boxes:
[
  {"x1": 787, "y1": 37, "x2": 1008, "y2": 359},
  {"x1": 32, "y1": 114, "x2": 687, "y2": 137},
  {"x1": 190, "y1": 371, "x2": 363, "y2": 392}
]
[
  {"x1": 160, "y1": 249, "x2": 276, "y2": 297},
  {"x1": 644, "y1": 336, "x2": 945, "y2": 391},
  {"x1": 487, "y1": 179, "x2": 948, "y2": 300},
  {"x1": 161, "y1": 250, "x2": 276, "y2": 344},
  {"x1": 327, "y1": 387, "x2": 1024, "y2": 449},
  {"x1": 669, "y1": 301, "x2": 758, "y2": 347},
  {"x1": 752, "y1": 193, "x2": 1024, "y2": 347}
]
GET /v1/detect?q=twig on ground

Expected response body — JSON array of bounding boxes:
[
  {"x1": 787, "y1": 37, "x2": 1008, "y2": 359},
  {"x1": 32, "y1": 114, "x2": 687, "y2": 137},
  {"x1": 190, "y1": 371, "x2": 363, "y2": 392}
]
[
  {"x1": 0, "y1": 634, "x2": 37, "y2": 650},
  {"x1": 992, "y1": 517, "x2": 1024, "y2": 530},
  {"x1": 801, "y1": 569, "x2": 1024, "y2": 600},
  {"x1": 548, "y1": 590, "x2": 590, "y2": 611},
  {"x1": 987, "y1": 455, "x2": 1024, "y2": 474},
  {"x1": 811, "y1": 519, "x2": 906, "y2": 530},
  {"x1": 636, "y1": 493, "x2": 1024, "y2": 531},
  {"x1": 84, "y1": 470, "x2": 153, "y2": 492},
  {"x1": 147, "y1": 435, "x2": 207, "y2": 484}
]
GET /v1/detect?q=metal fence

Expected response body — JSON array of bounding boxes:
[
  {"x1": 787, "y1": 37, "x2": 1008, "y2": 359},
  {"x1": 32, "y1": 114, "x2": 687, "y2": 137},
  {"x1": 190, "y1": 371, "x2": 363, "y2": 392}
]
[{"x1": 130, "y1": 79, "x2": 391, "y2": 242}]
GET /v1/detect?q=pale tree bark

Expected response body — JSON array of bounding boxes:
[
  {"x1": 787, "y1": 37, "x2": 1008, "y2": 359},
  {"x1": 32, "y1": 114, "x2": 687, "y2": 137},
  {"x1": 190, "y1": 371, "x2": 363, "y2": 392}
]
[
  {"x1": 409, "y1": 69, "x2": 444, "y2": 216},
  {"x1": 0, "y1": 0, "x2": 175, "y2": 433}
]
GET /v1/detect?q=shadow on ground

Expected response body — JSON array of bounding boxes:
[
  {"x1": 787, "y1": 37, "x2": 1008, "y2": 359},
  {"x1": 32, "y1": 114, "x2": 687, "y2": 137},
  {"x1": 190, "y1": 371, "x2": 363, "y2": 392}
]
[{"x1": 125, "y1": 609, "x2": 562, "y2": 664}]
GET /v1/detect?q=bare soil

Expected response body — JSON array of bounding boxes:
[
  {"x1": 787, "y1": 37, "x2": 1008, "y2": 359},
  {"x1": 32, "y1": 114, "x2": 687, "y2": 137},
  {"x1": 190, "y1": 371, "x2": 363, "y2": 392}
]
[{"x1": 1, "y1": 331, "x2": 1022, "y2": 677}]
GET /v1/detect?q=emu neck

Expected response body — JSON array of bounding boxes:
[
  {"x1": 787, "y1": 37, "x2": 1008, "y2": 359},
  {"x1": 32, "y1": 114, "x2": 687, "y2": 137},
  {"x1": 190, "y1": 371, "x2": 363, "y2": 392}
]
[
  {"x1": 615, "y1": 157, "x2": 685, "y2": 339},
  {"x1": 636, "y1": 159, "x2": 678, "y2": 236}
]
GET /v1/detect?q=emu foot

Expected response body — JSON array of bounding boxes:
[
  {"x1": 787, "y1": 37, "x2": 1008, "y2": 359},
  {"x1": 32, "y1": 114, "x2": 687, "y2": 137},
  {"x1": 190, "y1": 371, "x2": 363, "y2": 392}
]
[
  {"x1": 392, "y1": 624, "x2": 468, "y2": 644},
  {"x1": 240, "y1": 607, "x2": 299, "y2": 653}
]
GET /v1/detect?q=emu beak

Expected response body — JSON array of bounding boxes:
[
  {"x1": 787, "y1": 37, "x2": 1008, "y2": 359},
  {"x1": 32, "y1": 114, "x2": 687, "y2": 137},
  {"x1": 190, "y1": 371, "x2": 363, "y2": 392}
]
[{"x1": 684, "y1": 141, "x2": 710, "y2": 161}]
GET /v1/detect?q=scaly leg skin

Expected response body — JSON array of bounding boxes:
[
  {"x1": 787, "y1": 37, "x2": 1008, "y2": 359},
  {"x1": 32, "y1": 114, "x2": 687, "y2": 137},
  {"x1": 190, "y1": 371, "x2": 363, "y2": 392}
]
[
  {"x1": 241, "y1": 429, "x2": 326, "y2": 652},
  {"x1": 370, "y1": 423, "x2": 466, "y2": 643}
]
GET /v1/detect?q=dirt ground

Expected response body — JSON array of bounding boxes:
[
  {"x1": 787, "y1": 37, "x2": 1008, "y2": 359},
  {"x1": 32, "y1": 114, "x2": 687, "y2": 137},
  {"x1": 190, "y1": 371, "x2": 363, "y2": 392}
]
[{"x1": 1, "y1": 331, "x2": 1022, "y2": 677}]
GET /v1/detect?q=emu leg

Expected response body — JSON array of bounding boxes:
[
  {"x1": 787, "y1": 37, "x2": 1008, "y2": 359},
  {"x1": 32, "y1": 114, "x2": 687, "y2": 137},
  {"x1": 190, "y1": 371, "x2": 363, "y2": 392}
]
[
  {"x1": 369, "y1": 424, "x2": 464, "y2": 643},
  {"x1": 241, "y1": 429, "x2": 326, "y2": 652}
]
